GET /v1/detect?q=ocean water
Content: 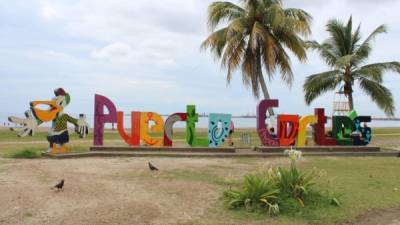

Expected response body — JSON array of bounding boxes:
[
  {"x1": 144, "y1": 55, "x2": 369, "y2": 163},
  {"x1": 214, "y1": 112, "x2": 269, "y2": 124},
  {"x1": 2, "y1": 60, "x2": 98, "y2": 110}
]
[{"x1": 1, "y1": 112, "x2": 399, "y2": 129}]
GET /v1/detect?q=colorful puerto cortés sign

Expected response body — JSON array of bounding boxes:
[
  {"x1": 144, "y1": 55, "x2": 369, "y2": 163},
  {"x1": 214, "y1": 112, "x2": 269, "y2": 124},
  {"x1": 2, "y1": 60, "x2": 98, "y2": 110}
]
[
  {"x1": 94, "y1": 95, "x2": 372, "y2": 148},
  {"x1": 8, "y1": 90, "x2": 372, "y2": 155}
]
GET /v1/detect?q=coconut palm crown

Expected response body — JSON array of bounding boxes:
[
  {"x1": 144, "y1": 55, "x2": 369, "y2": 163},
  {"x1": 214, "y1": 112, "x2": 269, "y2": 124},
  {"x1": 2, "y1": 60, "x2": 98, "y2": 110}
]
[
  {"x1": 304, "y1": 16, "x2": 400, "y2": 116},
  {"x1": 201, "y1": 0, "x2": 312, "y2": 116}
]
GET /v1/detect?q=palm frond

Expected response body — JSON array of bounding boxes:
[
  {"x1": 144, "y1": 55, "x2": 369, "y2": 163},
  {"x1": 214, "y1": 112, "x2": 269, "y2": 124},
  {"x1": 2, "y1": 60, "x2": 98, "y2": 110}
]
[
  {"x1": 227, "y1": 17, "x2": 247, "y2": 34},
  {"x1": 353, "y1": 66, "x2": 383, "y2": 83},
  {"x1": 358, "y1": 77, "x2": 395, "y2": 116},
  {"x1": 360, "y1": 62, "x2": 400, "y2": 73},
  {"x1": 250, "y1": 21, "x2": 267, "y2": 52},
  {"x1": 351, "y1": 24, "x2": 362, "y2": 52},
  {"x1": 303, "y1": 70, "x2": 342, "y2": 104},
  {"x1": 306, "y1": 41, "x2": 337, "y2": 67},
  {"x1": 355, "y1": 25, "x2": 387, "y2": 59},
  {"x1": 261, "y1": 30, "x2": 277, "y2": 75},
  {"x1": 221, "y1": 32, "x2": 247, "y2": 82},
  {"x1": 326, "y1": 19, "x2": 347, "y2": 56},
  {"x1": 242, "y1": 48, "x2": 260, "y2": 97},
  {"x1": 207, "y1": 1, "x2": 245, "y2": 30},
  {"x1": 274, "y1": 42, "x2": 293, "y2": 86},
  {"x1": 275, "y1": 29, "x2": 307, "y2": 62},
  {"x1": 265, "y1": 3, "x2": 285, "y2": 31},
  {"x1": 360, "y1": 25, "x2": 387, "y2": 47},
  {"x1": 344, "y1": 16, "x2": 353, "y2": 55},
  {"x1": 354, "y1": 62, "x2": 400, "y2": 82},
  {"x1": 284, "y1": 8, "x2": 312, "y2": 36},
  {"x1": 201, "y1": 28, "x2": 228, "y2": 58},
  {"x1": 335, "y1": 54, "x2": 361, "y2": 68}
]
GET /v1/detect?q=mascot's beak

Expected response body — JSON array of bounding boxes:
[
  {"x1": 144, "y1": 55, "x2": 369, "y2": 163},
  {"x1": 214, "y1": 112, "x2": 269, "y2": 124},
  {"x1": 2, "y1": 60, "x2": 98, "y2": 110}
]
[{"x1": 30, "y1": 100, "x2": 63, "y2": 122}]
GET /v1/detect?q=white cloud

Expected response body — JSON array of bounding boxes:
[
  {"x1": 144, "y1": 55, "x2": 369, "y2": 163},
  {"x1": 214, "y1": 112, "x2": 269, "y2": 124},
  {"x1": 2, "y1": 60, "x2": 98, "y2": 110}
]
[
  {"x1": 89, "y1": 42, "x2": 177, "y2": 67},
  {"x1": 45, "y1": 50, "x2": 71, "y2": 58},
  {"x1": 41, "y1": 5, "x2": 58, "y2": 20},
  {"x1": 90, "y1": 43, "x2": 132, "y2": 60}
]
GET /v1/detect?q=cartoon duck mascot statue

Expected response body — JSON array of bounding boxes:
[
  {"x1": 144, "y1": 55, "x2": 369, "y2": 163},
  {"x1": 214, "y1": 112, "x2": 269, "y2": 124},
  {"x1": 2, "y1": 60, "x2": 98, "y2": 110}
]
[{"x1": 8, "y1": 88, "x2": 89, "y2": 154}]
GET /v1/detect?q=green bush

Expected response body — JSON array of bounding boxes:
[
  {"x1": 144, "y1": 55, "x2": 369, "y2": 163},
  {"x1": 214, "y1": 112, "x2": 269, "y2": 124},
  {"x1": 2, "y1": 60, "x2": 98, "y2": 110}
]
[
  {"x1": 277, "y1": 166, "x2": 317, "y2": 206},
  {"x1": 223, "y1": 149, "x2": 340, "y2": 216},
  {"x1": 224, "y1": 173, "x2": 280, "y2": 215}
]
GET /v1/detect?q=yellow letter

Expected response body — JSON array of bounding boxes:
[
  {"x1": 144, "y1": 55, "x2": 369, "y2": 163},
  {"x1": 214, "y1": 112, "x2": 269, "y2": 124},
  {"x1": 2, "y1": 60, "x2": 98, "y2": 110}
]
[{"x1": 296, "y1": 115, "x2": 317, "y2": 147}]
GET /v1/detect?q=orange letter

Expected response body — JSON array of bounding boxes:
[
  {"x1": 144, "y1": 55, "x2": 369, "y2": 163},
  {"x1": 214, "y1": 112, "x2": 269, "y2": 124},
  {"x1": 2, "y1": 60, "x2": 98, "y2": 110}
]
[{"x1": 140, "y1": 112, "x2": 164, "y2": 146}]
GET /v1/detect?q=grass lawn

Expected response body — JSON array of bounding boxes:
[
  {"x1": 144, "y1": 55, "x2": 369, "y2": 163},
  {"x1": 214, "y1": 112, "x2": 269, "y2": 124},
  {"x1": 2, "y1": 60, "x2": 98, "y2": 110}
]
[
  {"x1": 141, "y1": 157, "x2": 400, "y2": 225},
  {"x1": 187, "y1": 157, "x2": 400, "y2": 225}
]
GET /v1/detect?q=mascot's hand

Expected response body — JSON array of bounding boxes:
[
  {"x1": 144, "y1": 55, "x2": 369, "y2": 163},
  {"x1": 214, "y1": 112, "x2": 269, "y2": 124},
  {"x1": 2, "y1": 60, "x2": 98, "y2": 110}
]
[
  {"x1": 8, "y1": 110, "x2": 38, "y2": 137},
  {"x1": 76, "y1": 115, "x2": 89, "y2": 138}
]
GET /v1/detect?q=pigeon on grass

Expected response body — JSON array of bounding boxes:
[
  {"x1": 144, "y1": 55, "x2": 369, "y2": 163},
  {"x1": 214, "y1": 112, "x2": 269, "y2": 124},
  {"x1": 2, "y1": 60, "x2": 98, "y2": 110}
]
[{"x1": 148, "y1": 162, "x2": 159, "y2": 171}]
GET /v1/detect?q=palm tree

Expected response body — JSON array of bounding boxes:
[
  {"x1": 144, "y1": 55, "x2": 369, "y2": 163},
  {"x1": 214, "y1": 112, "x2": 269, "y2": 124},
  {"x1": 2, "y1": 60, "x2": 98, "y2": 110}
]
[
  {"x1": 201, "y1": 0, "x2": 312, "y2": 116},
  {"x1": 304, "y1": 16, "x2": 400, "y2": 116}
]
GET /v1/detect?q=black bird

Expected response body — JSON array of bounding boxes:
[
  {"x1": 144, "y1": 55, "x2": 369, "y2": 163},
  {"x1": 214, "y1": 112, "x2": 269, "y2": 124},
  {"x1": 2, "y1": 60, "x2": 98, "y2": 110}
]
[
  {"x1": 148, "y1": 162, "x2": 159, "y2": 171},
  {"x1": 52, "y1": 179, "x2": 64, "y2": 191}
]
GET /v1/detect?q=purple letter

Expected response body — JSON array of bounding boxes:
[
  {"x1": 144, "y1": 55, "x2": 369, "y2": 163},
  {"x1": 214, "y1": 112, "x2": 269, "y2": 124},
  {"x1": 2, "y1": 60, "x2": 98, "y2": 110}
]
[
  {"x1": 93, "y1": 94, "x2": 117, "y2": 146},
  {"x1": 257, "y1": 99, "x2": 279, "y2": 146}
]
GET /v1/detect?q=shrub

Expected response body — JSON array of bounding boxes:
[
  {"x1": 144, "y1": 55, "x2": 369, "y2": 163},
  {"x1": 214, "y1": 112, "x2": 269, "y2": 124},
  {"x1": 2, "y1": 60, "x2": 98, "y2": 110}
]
[
  {"x1": 224, "y1": 173, "x2": 280, "y2": 215},
  {"x1": 277, "y1": 166, "x2": 317, "y2": 206},
  {"x1": 223, "y1": 149, "x2": 340, "y2": 216}
]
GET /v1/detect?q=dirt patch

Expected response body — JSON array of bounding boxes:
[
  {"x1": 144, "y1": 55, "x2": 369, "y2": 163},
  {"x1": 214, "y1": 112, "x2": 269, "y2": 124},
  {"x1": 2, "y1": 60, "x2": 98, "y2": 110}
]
[
  {"x1": 0, "y1": 157, "x2": 288, "y2": 225},
  {"x1": 343, "y1": 207, "x2": 400, "y2": 225}
]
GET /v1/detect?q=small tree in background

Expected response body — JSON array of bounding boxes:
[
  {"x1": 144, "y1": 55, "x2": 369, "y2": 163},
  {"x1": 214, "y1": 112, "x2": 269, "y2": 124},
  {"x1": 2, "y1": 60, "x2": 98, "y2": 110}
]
[{"x1": 304, "y1": 16, "x2": 400, "y2": 116}]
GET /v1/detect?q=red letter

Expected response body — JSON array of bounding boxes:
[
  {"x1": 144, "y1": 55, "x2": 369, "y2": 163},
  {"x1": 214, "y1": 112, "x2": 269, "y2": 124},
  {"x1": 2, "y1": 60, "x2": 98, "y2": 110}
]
[
  {"x1": 313, "y1": 108, "x2": 336, "y2": 146},
  {"x1": 117, "y1": 111, "x2": 140, "y2": 146},
  {"x1": 278, "y1": 114, "x2": 299, "y2": 146}
]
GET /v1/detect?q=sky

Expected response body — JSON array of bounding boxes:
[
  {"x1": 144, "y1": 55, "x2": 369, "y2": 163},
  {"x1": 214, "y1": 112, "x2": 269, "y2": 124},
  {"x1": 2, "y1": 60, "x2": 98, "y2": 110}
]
[{"x1": 0, "y1": 0, "x2": 399, "y2": 119}]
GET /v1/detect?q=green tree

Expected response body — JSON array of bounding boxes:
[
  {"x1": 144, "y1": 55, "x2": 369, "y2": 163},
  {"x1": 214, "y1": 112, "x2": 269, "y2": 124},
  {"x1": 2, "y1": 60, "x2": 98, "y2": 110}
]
[
  {"x1": 304, "y1": 16, "x2": 400, "y2": 116},
  {"x1": 201, "y1": 0, "x2": 312, "y2": 116}
]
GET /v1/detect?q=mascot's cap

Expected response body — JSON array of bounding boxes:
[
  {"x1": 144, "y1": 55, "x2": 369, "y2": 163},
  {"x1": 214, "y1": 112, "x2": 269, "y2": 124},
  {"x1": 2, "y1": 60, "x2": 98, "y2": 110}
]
[
  {"x1": 54, "y1": 88, "x2": 66, "y2": 96},
  {"x1": 54, "y1": 88, "x2": 70, "y2": 105}
]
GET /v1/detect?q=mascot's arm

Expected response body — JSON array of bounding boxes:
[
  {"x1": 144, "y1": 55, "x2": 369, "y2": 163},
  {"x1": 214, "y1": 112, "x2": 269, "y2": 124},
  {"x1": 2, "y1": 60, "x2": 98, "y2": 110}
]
[
  {"x1": 8, "y1": 110, "x2": 41, "y2": 137},
  {"x1": 65, "y1": 114, "x2": 89, "y2": 138},
  {"x1": 65, "y1": 114, "x2": 78, "y2": 126}
]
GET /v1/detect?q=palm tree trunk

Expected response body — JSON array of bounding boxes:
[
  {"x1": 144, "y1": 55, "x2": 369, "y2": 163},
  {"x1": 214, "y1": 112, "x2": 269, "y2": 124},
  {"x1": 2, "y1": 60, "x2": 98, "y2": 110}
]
[
  {"x1": 343, "y1": 69, "x2": 354, "y2": 111},
  {"x1": 348, "y1": 91, "x2": 354, "y2": 111},
  {"x1": 257, "y1": 62, "x2": 275, "y2": 116}
]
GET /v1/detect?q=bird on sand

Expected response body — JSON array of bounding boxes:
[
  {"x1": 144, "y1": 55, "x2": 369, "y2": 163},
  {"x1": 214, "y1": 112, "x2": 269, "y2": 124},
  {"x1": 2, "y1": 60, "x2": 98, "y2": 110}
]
[
  {"x1": 148, "y1": 162, "x2": 159, "y2": 171},
  {"x1": 52, "y1": 179, "x2": 64, "y2": 191}
]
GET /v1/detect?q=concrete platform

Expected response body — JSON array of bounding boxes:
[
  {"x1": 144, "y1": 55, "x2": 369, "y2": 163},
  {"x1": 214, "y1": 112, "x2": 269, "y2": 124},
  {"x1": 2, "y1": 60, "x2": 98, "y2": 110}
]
[
  {"x1": 90, "y1": 146, "x2": 236, "y2": 153},
  {"x1": 42, "y1": 149, "x2": 399, "y2": 159},
  {"x1": 255, "y1": 146, "x2": 380, "y2": 153}
]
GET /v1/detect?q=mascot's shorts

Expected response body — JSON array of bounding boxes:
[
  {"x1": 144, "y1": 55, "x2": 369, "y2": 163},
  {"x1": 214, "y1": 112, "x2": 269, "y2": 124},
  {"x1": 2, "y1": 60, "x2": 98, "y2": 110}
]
[{"x1": 47, "y1": 131, "x2": 69, "y2": 145}]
